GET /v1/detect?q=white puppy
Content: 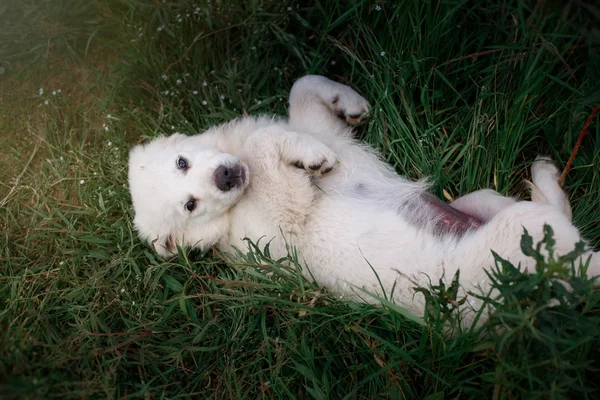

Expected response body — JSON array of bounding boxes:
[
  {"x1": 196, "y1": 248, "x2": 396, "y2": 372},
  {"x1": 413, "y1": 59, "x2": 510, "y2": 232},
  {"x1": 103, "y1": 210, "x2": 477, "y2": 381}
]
[{"x1": 129, "y1": 75, "x2": 599, "y2": 320}]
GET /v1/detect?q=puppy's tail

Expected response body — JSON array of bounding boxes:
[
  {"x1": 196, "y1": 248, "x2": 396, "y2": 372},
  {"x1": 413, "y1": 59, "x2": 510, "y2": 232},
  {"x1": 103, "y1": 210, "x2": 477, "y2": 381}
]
[{"x1": 527, "y1": 156, "x2": 573, "y2": 221}]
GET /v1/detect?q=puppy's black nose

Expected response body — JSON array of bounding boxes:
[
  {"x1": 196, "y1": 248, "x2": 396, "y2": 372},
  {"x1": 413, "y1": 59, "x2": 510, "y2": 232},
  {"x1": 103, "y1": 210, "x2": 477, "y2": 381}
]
[{"x1": 214, "y1": 165, "x2": 243, "y2": 192}]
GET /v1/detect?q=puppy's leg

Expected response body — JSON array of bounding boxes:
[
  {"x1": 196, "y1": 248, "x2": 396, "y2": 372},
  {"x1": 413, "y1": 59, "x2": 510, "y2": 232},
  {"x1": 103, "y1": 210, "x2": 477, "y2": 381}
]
[
  {"x1": 246, "y1": 127, "x2": 337, "y2": 175},
  {"x1": 288, "y1": 75, "x2": 370, "y2": 136},
  {"x1": 528, "y1": 156, "x2": 572, "y2": 221},
  {"x1": 244, "y1": 127, "x2": 337, "y2": 232},
  {"x1": 455, "y1": 202, "x2": 598, "y2": 289},
  {"x1": 452, "y1": 158, "x2": 573, "y2": 223},
  {"x1": 450, "y1": 189, "x2": 517, "y2": 222}
]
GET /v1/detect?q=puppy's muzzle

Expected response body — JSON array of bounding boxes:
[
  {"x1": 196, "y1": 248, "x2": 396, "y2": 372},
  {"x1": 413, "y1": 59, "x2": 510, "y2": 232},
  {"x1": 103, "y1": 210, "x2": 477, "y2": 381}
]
[{"x1": 214, "y1": 164, "x2": 245, "y2": 192}]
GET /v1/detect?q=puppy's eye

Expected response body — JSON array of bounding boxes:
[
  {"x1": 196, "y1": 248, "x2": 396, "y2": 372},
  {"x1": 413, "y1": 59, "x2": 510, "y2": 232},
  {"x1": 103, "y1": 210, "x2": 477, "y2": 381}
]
[
  {"x1": 176, "y1": 156, "x2": 188, "y2": 169},
  {"x1": 185, "y1": 199, "x2": 197, "y2": 212}
]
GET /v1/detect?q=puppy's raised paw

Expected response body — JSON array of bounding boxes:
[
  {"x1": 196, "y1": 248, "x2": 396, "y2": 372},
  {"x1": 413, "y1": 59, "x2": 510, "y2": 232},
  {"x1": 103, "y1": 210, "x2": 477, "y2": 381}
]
[
  {"x1": 330, "y1": 85, "x2": 370, "y2": 126},
  {"x1": 531, "y1": 156, "x2": 560, "y2": 183},
  {"x1": 292, "y1": 141, "x2": 338, "y2": 176},
  {"x1": 529, "y1": 155, "x2": 572, "y2": 221}
]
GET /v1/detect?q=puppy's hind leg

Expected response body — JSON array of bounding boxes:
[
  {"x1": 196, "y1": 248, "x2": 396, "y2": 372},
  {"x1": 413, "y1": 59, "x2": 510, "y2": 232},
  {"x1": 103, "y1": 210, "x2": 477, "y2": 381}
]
[
  {"x1": 288, "y1": 75, "x2": 370, "y2": 136},
  {"x1": 451, "y1": 157, "x2": 572, "y2": 223},
  {"x1": 528, "y1": 156, "x2": 572, "y2": 221},
  {"x1": 450, "y1": 189, "x2": 517, "y2": 222},
  {"x1": 528, "y1": 158, "x2": 600, "y2": 278}
]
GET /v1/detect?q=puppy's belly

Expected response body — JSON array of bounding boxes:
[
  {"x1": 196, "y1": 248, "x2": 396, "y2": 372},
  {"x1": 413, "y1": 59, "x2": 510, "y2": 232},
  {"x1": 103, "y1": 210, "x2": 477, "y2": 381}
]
[
  {"x1": 345, "y1": 182, "x2": 482, "y2": 237},
  {"x1": 416, "y1": 193, "x2": 482, "y2": 236}
]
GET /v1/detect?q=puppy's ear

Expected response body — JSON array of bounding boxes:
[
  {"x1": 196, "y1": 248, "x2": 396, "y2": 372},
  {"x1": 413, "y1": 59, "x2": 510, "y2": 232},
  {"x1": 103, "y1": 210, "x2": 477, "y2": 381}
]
[{"x1": 166, "y1": 132, "x2": 188, "y2": 145}]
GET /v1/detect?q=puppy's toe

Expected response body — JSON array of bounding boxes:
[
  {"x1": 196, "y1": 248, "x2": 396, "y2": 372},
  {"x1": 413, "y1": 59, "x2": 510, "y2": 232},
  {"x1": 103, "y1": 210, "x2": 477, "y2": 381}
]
[
  {"x1": 330, "y1": 88, "x2": 370, "y2": 126},
  {"x1": 302, "y1": 147, "x2": 338, "y2": 176},
  {"x1": 345, "y1": 111, "x2": 368, "y2": 125}
]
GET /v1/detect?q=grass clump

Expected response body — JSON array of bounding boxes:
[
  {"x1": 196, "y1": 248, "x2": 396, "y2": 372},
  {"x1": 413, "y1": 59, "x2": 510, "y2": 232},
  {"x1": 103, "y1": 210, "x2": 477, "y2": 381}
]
[{"x1": 1, "y1": 0, "x2": 599, "y2": 398}]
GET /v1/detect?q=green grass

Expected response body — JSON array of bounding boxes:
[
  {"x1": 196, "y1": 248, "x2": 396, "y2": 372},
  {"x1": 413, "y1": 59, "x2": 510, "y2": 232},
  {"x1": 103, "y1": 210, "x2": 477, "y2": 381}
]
[{"x1": 1, "y1": 0, "x2": 600, "y2": 398}]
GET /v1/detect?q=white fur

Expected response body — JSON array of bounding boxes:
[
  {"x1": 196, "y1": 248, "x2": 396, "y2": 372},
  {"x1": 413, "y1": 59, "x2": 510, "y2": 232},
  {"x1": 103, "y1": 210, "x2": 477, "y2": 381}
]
[{"x1": 128, "y1": 75, "x2": 599, "y2": 322}]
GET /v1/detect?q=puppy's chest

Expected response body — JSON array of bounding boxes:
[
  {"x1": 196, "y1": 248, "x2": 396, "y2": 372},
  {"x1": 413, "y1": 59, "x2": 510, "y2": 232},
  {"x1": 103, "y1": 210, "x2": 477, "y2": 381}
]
[{"x1": 225, "y1": 194, "x2": 285, "y2": 247}]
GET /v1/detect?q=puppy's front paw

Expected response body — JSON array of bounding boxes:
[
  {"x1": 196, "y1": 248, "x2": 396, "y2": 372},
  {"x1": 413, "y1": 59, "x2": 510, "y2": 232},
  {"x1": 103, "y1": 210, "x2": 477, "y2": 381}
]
[
  {"x1": 292, "y1": 141, "x2": 338, "y2": 176},
  {"x1": 330, "y1": 84, "x2": 370, "y2": 125}
]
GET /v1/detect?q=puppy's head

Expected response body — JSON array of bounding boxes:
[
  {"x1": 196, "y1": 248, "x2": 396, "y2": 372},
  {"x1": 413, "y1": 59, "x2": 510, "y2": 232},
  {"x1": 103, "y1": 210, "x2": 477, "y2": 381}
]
[{"x1": 128, "y1": 133, "x2": 249, "y2": 257}]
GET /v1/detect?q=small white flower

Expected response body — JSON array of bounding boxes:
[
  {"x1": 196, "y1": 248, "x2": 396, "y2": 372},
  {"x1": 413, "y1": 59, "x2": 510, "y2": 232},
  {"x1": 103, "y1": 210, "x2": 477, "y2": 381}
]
[
  {"x1": 375, "y1": 5, "x2": 381, "y2": 11},
  {"x1": 202, "y1": 81, "x2": 208, "y2": 87},
  {"x1": 132, "y1": 301, "x2": 136, "y2": 305},
  {"x1": 39, "y1": 88, "x2": 43, "y2": 96},
  {"x1": 202, "y1": 100, "x2": 208, "y2": 105},
  {"x1": 176, "y1": 79, "x2": 182, "y2": 85},
  {"x1": 380, "y1": 51, "x2": 386, "y2": 56},
  {"x1": 186, "y1": 13, "x2": 190, "y2": 17},
  {"x1": 164, "y1": 90, "x2": 170, "y2": 95},
  {"x1": 162, "y1": 74, "x2": 168, "y2": 80},
  {"x1": 52, "y1": 90, "x2": 57, "y2": 95},
  {"x1": 80, "y1": 179, "x2": 85, "y2": 184},
  {"x1": 157, "y1": 25, "x2": 164, "y2": 32},
  {"x1": 44, "y1": 100, "x2": 49, "y2": 105},
  {"x1": 106, "y1": 114, "x2": 112, "y2": 118},
  {"x1": 178, "y1": 18, "x2": 182, "y2": 23},
  {"x1": 220, "y1": 94, "x2": 225, "y2": 100},
  {"x1": 59, "y1": 261, "x2": 64, "y2": 265},
  {"x1": 287, "y1": 6, "x2": 292, "y2": 11},
  {"x1": 331, "y1": 60, "x2": 336, "y2": 65},
  {"x1": 257, "y1": 100, "x2": 262, "y2": 104},
  {"x1": 192, "y1": 90, "x2": 199, "y2": 95},
  {"x1": 104, "y1": 126, "x2": 109, "y2": 132},
  {"x1": 121, "y1": 288, "x2": 125, "y2": 293},
  {"x1": 57, "y1": 89, "x2": 62, "y2": 93}
]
